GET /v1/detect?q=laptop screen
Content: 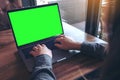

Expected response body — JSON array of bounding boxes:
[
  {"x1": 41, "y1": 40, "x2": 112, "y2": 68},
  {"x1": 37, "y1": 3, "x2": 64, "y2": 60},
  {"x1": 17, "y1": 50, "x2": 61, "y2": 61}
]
[{"x1": 7, "y1": 3, "x2": 63, "y2": 47}]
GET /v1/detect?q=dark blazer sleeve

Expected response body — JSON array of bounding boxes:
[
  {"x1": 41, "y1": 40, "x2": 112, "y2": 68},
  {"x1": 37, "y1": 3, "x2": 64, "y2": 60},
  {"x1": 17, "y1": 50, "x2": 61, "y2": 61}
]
[
  {"x1": 80, "y1": 42, "x2": 107, "y2": 59},
  {"x1": 31, "y1": 54, "x2": 56, "y2": 80}
]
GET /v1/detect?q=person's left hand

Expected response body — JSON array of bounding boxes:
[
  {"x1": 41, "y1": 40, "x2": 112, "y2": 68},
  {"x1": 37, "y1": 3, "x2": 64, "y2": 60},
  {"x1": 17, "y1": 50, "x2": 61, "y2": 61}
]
[{"x1": 30, "y1": 44, "x2": 52, "y2": 58}]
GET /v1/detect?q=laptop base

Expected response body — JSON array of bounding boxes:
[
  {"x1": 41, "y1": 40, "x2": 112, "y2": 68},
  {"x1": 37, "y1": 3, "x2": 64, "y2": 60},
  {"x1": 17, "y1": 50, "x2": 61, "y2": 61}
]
[{"x1": 19, "y1": 49, "x2": 80, "y2": 72}]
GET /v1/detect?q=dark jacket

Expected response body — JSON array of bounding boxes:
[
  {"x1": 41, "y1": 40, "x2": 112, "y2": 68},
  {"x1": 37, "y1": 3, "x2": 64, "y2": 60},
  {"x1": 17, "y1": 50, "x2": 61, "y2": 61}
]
[
  {"x1": 31, "y1": 42, "x2": 106, "y2": 80},
  {"x1": 31, "y1": 54, "x2": 56, "y2": 80}
]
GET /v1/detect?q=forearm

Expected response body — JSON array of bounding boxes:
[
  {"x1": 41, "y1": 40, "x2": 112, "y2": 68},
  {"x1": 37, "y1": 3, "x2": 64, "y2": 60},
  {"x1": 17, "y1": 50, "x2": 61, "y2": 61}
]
[
  {"x1": 31, "y1": 54, "x2": 56, "y2": 80},
  {"x1": 80, "y1": 42, "x2": 106, "y2": 59}
]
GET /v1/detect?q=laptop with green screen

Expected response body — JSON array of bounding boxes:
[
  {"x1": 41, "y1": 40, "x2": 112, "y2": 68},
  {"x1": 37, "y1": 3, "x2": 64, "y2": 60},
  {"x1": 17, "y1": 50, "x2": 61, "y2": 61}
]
[
  {"x1": 7, "y1": 3, "x2": 70, "y2": 71},
  {"x1": 8, "y1": 3, "x2": 63, "y2": 48}
]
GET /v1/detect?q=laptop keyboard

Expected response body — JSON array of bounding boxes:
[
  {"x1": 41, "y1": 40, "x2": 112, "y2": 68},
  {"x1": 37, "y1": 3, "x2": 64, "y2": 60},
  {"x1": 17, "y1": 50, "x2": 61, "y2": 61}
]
[{"x1": 22, "y1": 37, "x2": 57, "y2": 59}]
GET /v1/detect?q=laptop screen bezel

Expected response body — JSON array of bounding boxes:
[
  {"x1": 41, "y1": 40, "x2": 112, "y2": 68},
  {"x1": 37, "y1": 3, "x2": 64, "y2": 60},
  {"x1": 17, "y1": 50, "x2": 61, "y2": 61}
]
[{"x1": 7, "y1": 3, "x2": 64, "y2": 48}]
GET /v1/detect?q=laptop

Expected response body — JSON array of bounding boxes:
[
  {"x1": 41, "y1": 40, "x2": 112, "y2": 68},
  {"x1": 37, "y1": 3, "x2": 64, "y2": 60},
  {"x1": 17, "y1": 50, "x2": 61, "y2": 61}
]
[{"x1": 7, "y1": 3, "x2": 76, "y2": 72}]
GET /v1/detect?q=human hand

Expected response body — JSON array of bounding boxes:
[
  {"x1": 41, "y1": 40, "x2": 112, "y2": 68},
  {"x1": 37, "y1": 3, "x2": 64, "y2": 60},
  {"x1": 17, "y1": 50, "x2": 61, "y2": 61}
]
[
  {"x1": 55, "y1": 35, "x2": 81, "y2": 50},
  {"x1": 30, "y1": 44, "x2": 52, "y2": 58}
]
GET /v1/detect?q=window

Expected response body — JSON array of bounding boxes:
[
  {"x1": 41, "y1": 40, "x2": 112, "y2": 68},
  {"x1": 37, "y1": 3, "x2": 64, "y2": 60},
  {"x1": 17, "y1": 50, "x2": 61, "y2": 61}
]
[
  {"x1": 98, "y1": 0, "x2": 116, "y2": 41},
  {"x1": 85, "y1": 0, "x2": 101, "y2": 36},
  {"x1": 85, "y1": 0, "x2": 115, "y2": 41},
  {"x1": 35, "y1": 0, "x2": 88, "y2": 31},
  {"x1": 35, "y1": 0, "x2": 49, "y2": 5}
]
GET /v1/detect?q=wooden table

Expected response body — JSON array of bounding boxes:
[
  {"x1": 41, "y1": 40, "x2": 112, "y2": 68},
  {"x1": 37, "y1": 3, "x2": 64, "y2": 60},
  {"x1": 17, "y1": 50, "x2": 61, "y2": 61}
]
[{"x1": 0, "y1": 22, "x2": 106, "y2": 80}]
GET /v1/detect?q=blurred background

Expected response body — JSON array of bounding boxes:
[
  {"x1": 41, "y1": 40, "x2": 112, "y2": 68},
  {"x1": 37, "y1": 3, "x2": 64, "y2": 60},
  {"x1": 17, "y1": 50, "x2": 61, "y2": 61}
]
[{"x1": 0, "y1": 0, "x2": 115, "y2": 41}]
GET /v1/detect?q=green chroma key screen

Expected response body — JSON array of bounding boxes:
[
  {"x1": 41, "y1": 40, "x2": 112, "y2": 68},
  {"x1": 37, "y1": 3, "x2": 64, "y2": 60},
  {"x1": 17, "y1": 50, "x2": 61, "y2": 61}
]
[{"x1": 8, "y1": 4, "x2": 63, "y2": 47}]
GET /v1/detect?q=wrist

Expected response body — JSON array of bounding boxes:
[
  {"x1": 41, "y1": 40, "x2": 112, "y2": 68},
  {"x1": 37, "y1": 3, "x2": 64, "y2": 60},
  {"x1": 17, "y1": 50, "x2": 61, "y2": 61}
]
[
  {"x1": 72, "y1": 42, "x2": 81, "y2": 50},
  {"x1": 35, "y1": 54, "x2": 52, "y2": 67}
]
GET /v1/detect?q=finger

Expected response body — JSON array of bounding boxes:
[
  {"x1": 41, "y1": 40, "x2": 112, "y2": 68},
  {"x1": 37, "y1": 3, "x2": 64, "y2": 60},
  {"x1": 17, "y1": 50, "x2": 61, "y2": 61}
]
[
  {"x1": 55, "y1": 37, "x2": 64, "y2": 42},
  {"x1": 33, "y1": 46, "x2": 38, "y2": 51},
  {"x1": 30, "y1": 51, "x2": 35, "y2": 55},
  {"x1": 41, "y1": 44, "x2": 49, "y2": 49},
  {"x1": 55, "y1": 43, "x2": 62, "y2": 48},
  {"x1": 57, "y1": 35, "x2": 65, "y2": 39},
  {"x1": 58, "y1": 35, "x2": 65, "y2": 37},
  {"x1": 55, "y1": 38, "x2": 60, "y2": 42},
  {"x1": 41, "y1": 44, "x2": 46, "y2": 47},
  {"x1": 36, "y1": 44, "x2": 42, "y2": 49},
  {"x1": 41, "y1": 44, "x2": 47, "y2": 48}
]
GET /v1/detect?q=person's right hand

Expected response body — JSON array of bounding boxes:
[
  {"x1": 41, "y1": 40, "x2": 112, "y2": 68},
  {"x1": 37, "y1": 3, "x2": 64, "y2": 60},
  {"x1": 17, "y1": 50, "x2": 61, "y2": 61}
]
[
  {"x1": 55, "y1": 35, "x2": 81, "y2": 50},
  {"x1": 30, "y1": 44, "x2": 52, "y2": 58}
]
